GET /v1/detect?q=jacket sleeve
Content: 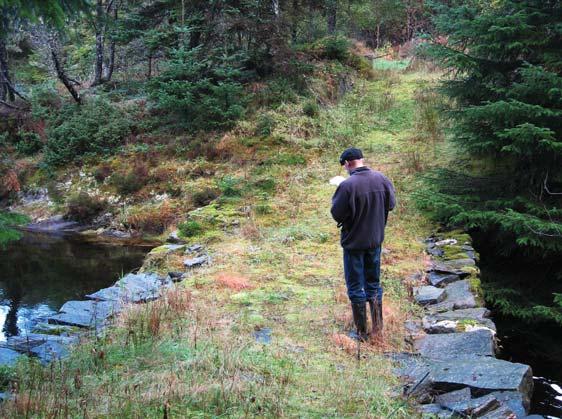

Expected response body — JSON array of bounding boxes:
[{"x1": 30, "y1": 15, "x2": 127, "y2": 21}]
[
  {"x1": 387, "y1": 178, "x2": 396, "y2": 211},
  {"x1": 331, "y1": 183, "x2": 350, "y2": 225}
]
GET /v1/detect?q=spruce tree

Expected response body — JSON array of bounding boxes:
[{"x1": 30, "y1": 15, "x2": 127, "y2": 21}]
[{"x1": 422, "y1": 0, "x2": 562, "y2": 256}]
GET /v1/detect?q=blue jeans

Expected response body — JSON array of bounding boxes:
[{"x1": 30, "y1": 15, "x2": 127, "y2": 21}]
[{"x1": 343, "y1": 247, "x2": 383, "y2": 304}]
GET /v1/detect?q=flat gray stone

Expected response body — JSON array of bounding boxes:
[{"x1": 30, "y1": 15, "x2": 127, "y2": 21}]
[
  {"x1": 184, "y1": 255, "x2": 208, "y2": 268},
  {"x1": 0, "y1": 347, "x2": 22, "y2": 367},
  {"x1": 418, "y1": 403, "x2": 454, "y2": 418},
  {"x1": 48, "y1": 300, "x2": 120, "y2": 328},
  {"x1": 414, "y1": 286, "x2": 446, "y2": 305},
  {"x1": 480, "y1": 406, "x2": 517, "y2": 419},
  {"x1": 487, "y1": 391, "x2": 527, "y2": 417},
  {"x1": 414, "y1": 329, "x2": 495, "y2": 360},
  {"x1": 86, "y1": 273, "x2": 169, "y2": 303},
  {"x1": 430, "y1": 356, "x2": 533, "y2": 403},
  {"x1": 395, "y1": 355, "x2": 533, "y2": 411},
  {"x1": 446, "y1": 394, "x2": 500, "y2": 416},
  {"x1": 30, "y1": 341, "x2": 69, "y2": 364},
  {"x1": 429, "y1": 262, "x2": 470, "y2": 278},
  {"x1": 423, "y1": 308, "x2": 496, "y2": 334},
  {"x1": 428, "y1": 271, "x2": 461, "y2": 288},
  {"x1": 435, "y1": 387, "x2": 471, "y2": 406},
  {"x1": 3, "y1": 333, "x2": 77, "y2": 352},
  {"x1": 444, "y1": 258, "x2": 476, "y2": 268},
  {"x1": 428, "y1": 280, "x2": 477, "y2": 312}
]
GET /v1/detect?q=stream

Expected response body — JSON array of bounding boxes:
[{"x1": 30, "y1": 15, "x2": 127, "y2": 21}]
[
  {"x1": 0, "y1": 230, "x2": 147, "y2": 341},
  {"x1": 477, "y1": 257, "x2": 562, "y2": 418}
]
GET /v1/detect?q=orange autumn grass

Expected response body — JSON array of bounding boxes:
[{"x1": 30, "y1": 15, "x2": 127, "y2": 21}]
[
  {"x1": 331, "y1": 297, "x2": 406, "y2": 354},
  {"x1": 215, "y1": 272, "x2": 254, "y2": 291}
]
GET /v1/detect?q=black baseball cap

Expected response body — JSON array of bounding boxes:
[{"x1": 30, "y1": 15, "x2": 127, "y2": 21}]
[{"x1": 339, "y1": 147, "x2": 364, "y2": 165}]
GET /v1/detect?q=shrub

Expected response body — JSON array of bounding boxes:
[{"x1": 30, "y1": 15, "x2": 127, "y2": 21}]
[
  {"x1": 192, "y1": 187, "x2": 219, "y2": 207},
  {"x1": 93, "y1": 163, "x2": 113, "y2": 183},
  {"x1": 126, "y1": 202, "x2": 176, "y2": 234},
  {"x1": 302, "y1": 101, "x2": 319, "y2": 117},
  {"x1": 65, "y1": 192, "x2": 106, "y2": 223},
  {"x1": 41, "y1": 98, "x2": 133, "y2": 167},
  {"x1": 255, "y1": 114, "x2": 276, "y2": 137},
  {"x1": 317, "y1": 36, "x2": 350, "y2": 61},
  {"x1": 252, "y1": 177, "x2": 276, "y2": 193},
  {"x1": 178, "y1": 220, "x2": 202, "y2": 237},
  {"x1": 148, "y1": 48, "x2": 246, "y2": 132},
  {"x1": 217, "y1": 176, "x2": 242, "y2": 197},
  {"x1": 14, "y1": 131, "x2": 43, "y2": 156},
  {"x1": 111, "y1": 164, "x2": 149, "y2": 195}
]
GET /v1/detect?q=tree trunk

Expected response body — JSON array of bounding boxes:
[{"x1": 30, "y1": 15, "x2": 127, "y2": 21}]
[
  {"x1": 0, "y1": 38, "x2": 15, "y2": 102},
  {"x1": 92, "y1": 0, "x2": 105, "y2": 86},
  {"x1": 102, "y1": 4, "x2": 118, "y2": 82},
  {"x1": 326, "y1": 0, "x2": 337, "y2": 34},
  {"x1": 51, "y1": 47, "x2": 81, "y2": 104}
]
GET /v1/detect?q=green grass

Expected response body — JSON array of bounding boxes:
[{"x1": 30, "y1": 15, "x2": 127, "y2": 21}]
[
  {"x1": 0, "y1": 212, "x2": 29, "y2": 248},
  {"x1": 1, "y1": 60, "x2": 444, "y2": 417}
]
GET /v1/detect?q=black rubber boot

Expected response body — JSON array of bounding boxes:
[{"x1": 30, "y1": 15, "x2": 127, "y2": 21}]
[
  {"x1": 350, "y1": 302, "x2": 368, "y2": 341},
  {"x1": 368, "y1": 299, "x2": 383, "y2": 335}
]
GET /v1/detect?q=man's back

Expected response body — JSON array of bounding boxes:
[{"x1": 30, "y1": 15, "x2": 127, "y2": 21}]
[{"x1": 331, "y1": 167, "x2": 395, "y2": 250}]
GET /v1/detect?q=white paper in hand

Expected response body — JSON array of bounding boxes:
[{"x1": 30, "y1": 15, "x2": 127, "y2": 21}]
[{"x1": 329, "y1": 176, "x2": 346, "y2": 186}]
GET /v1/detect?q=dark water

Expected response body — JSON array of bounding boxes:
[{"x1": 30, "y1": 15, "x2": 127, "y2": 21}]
[
  {"x1": 478, "y1": 261, "x2": 562, "y2": 418},
  {"x1": 0, "y1": 231, "x2": 147, "y2": 340}
]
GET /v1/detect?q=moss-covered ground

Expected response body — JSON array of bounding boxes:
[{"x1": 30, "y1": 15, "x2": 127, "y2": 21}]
[{"x1": 1, "y1": 62, "x2": 441, "y2": 417}]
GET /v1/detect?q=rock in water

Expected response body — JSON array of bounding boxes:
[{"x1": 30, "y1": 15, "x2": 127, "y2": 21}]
[
  {"x1": 48, "y1": 300, "x2": 121, "y2": 328},
  {"x1": 86, "y1": 273, "x2": 170, "y2": 303}
]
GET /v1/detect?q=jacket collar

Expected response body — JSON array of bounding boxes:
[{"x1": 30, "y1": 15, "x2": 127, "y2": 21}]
[{"x1": 350, "y1": 166, "x2": 370, "y2": 175}]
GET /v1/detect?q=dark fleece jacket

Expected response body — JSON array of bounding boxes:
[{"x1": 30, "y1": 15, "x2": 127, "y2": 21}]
[{"x1": 330, "y1": 167, "x2": 396, "y2": 250}]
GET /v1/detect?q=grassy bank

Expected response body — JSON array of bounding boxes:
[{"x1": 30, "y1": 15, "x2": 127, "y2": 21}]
[{"x1": 1, "y1": 62, "x2": 440, "y2": 417}]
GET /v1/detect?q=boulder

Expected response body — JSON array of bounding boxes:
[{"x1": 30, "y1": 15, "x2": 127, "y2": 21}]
[
  {"x1": 168, "y1": 271, "x2": 186, "y2": 282},
  {"x1": 443, "y1": 258, "x2": 476, "y2": 268},
  {"x1": 0, "y1": 348, "x2": 22, "y2": 367},
  {"x1": 435, "y1": 239, "x2": 458, "y2": 247},
  {"x1": 187, "y1": 244, "x2": 203, "y2": 253},
  {"x1": 428, "y1": 272, "x2": 461, "y2": 288},
  {"x1": 86, "y1": 273, "x2": 170, "y2": 303},
  {"x1": 479, "y1": 406, "x2": 517, "y2": 419},
  {"x1": 427, "y1": 245, "x2": 445, "y2": 257},
  {"x1": 48, "y1": 300, "x2": 120, "y2": 328},
  {"x1": 414, "y1": 286, "x2": 446, "y2": 305},
  {"x1": 427, "y1": 280, "x2": 477, "y2": 312},
  {"x1": 414, "y1": 330, "x2": 495, "y2": 360}
]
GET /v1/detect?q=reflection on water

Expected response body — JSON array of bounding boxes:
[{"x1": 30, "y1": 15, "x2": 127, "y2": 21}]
[{"x1": 0, "y1": 231, "x2": 147, "y2": 340}]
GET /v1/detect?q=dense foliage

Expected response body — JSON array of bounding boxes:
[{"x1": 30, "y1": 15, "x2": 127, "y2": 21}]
[{"x1": 419, "y1": 0, "x2": 562, "y2": 322}]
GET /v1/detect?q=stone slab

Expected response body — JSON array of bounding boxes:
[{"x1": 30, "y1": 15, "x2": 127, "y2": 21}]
[
  {"x1": 184, "y1": 255, "x2": 208, "y2": 268},
  {"x1": 435, "y1": 387, "x2": 471, "y2": 406},
  {"x1": 423, "y1": 308, "x2": 496, "y2": 334},
  {"x1": 414, "y1": 329, "x2": 495, "y2": 360},
  {"x1": 0, "y1": 347, "x2": 22, "y2": 367},
  {"x1": 427, "y1": 280, "x2": 477, "y2": 313},
  {"x1": 414, "y1": 286, "x2": 446, "y2": 305},
  {"x1": 86, "y1": 273, "x2": 169, "y2": 303},
  {"x1": 428, "y1": 271, "x2": 461, "y2": 288},
  {"x1": 4, "y1": 333, "x2": 78, "y2": 352},
  {"x1": 48, "y1": 300, "x2": 121, "y2": 328}
]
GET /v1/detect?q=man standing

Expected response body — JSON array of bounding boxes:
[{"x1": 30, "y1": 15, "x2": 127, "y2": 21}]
[{"x1": 331, "y1": 147, "x2": 396, "y2": 341}]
